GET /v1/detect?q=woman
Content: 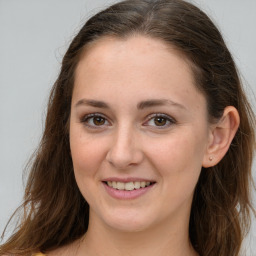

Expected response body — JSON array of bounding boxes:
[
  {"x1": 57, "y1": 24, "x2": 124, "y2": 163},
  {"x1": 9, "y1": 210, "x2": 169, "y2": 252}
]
[{"x1": 0, "y1": 0, "x2": 255, "y2": 255}]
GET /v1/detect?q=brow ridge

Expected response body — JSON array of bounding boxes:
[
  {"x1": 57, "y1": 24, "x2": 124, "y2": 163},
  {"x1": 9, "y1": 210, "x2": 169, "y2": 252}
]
[
  {"x1": 75, "y1": 98, "x2": 186, "y2": 110},
  {"x1": 75, "y1": 99, "x2": 110, "y2": 109},
  {"x1": 137, "y1": 99, "x2": 186, "y2": 110}
]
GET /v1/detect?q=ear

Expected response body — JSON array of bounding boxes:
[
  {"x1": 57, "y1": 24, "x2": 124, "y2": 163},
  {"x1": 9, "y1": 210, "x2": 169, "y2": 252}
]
[{"x1": 202, "y1": 106, "x2": 240, "y2": 168}]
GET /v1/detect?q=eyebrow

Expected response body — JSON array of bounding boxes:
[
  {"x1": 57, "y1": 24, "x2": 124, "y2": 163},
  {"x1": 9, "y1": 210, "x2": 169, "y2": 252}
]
[
  {"x1": 75, "y1": 98, "x2": 187, "y2": 110},
  {"x1": 75, "y1": 99, "x2": 110, "y2": 109},
  {"x1": 137, "y1": 99, "x2": 187, "y2": 110}
]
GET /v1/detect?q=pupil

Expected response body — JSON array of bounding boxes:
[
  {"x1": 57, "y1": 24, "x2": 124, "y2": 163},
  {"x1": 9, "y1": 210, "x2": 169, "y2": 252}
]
[
  {"x1": 154, "y1": 117, "x2": 166, "y2": 126},
  {"x1": 93, "y1": 116, "x2": 105, "y2": 125}
]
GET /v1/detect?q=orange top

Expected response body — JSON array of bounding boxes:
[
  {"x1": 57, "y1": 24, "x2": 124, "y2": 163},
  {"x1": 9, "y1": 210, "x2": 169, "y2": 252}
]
[{"x1": 33, "y1": 253, "x2": 46, "y2": 256}]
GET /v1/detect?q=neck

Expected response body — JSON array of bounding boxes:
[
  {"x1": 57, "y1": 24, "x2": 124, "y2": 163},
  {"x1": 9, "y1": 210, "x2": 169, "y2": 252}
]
[{"x1": 80, "y1": 210, "x2": 198, "y2": 256}]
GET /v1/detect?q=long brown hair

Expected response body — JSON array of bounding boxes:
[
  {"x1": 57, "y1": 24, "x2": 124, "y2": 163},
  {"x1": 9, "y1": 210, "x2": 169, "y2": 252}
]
[{"x1": 1, "y1": 0, "x2": 255, "y2": 255}]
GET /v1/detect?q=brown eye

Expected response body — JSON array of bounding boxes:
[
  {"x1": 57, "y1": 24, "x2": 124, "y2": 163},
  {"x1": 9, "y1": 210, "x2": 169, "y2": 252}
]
[
  {"x1": 93, "y1": 116, "x2": 105, "y2": 126},
  {"x1": 154, "y1": 117, "x2": 167, "y2": 126},
  {"x1": 81, "y1": 114, "x2": 110, "y2": 128},
  {"x1": 143, "y1": 113, "x2": 176, "y2": 129}
]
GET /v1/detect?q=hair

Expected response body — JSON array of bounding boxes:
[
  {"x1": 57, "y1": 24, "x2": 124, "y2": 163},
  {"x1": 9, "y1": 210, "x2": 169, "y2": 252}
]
[{"x1": 1, "y1": 0, "x2": 255, "y2": 255}]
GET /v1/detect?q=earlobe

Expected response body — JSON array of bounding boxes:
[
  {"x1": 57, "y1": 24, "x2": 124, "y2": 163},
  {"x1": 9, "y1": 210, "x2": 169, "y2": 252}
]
[{"x1": 202, "y1": 106, "x2": 240, "y2": 168}]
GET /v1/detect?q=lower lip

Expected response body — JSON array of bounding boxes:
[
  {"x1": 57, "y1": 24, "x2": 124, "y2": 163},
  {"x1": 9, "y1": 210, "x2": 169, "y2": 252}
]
[{"x1": 102, "y1": 182, "x2": 155, "y2": 200}]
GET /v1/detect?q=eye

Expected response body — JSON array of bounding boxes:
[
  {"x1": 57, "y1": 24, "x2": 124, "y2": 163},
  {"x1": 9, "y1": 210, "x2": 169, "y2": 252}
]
[
  {"x1": 81, "y1": 113, "x2": 110, "y2": 128},
  {"x1": 144, "y1": 114, "x2": 176, "y2": 128},
  {"x1": 153, "y1": 116, "x2": 168, "y2": 126}
]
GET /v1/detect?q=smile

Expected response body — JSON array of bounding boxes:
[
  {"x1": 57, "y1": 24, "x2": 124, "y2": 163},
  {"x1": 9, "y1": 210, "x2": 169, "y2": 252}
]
[
  {"x1": 105, "y1": 181, "x2": 154, "y2": 191},
  {"x1": 102, "y1": 179, "x2": 156, "y2": 199}
]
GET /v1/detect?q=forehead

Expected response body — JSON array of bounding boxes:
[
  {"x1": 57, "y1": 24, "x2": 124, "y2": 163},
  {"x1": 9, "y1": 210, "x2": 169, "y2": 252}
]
[
  {"x1": 73, "y1": 36, "x2": 206, "y2": 114},
  {"x1": 76, "y1": 36, "x2": 194, "y2": 82}
]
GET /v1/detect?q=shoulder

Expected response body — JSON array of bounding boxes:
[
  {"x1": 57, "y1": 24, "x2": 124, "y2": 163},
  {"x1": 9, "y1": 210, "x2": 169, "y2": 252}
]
[
  {"x1": 46, "y1": 247, "x2": 74, "y2": 256},
  {"x1": 33, "y1": 236, "x2": 83, "y2": 256},
  {"x1": 46, "y1": 239, "x2": 82, "y2": 256}
]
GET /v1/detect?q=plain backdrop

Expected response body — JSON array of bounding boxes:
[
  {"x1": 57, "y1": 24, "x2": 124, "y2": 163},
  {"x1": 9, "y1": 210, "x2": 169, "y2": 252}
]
[{"x1": 0, "y1": 0, "x2": 255, "y2": 253}]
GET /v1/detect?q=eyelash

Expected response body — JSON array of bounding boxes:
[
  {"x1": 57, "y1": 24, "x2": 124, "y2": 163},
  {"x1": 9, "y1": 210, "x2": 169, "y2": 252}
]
[
  {"x1": 80, "y1": 113, "x2": 176, "y2": 129},
  {"x1": 80, "y1": 113, "x2": 110, "y2": 129},
  {"x1": 143, "y1": 113, "x2": 176, "y2": 129}
]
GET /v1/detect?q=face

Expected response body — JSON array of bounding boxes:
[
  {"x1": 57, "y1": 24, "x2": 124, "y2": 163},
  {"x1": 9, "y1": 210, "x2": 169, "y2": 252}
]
[{"x1": 70, "y1": 36, "x2": 211, "y2": 232}]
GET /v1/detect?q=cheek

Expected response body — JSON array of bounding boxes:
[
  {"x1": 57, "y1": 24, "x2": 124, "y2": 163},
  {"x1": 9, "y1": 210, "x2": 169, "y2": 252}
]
[
  {"x1": 146, "y1": 129, "x2": 207, "y2": 190},
  {"x1": 69, "y1": 129, "x2": 106, "y2": 202},
  {"x1": 149, "y1": 136, "x2": 204, "y2": 211},
  {"x1": 149, "y1": 132, "x2": 205, "y2": 168},
  {"x1": 70, "y1": 126, "x2": 103, "y2": 178}
]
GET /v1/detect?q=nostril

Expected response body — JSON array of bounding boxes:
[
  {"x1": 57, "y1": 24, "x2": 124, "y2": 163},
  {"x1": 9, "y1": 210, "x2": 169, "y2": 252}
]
[{"x1": 106, "y1": 146, "x2": 144, "y2": 169}]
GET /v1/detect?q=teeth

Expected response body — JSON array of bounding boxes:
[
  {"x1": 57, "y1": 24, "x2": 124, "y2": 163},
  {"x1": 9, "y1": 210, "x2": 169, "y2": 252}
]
[
  {"x1": 112, "y1": 181, "x2": 117, "y2": 189},
  {"x1": 117, "y1": 182, "x2": 125, "y2": 190},
  {"x1": 106, "y1": 181, "x2": 153, "y2": 191},
  {"x1": 134, "y1": 181, "x2": 140, "y2": 189},
  {"x1": 125, "y1": 182, "x2": 135, "y2": 191},
  {"x1": 140, "y1": 181, "x2": 146, "y2": 188}
]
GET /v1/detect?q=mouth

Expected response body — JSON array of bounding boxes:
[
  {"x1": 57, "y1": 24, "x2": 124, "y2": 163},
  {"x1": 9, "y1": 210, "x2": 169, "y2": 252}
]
[{"x1": 103, "y1": 181, "x2": 156, "y2": 191}]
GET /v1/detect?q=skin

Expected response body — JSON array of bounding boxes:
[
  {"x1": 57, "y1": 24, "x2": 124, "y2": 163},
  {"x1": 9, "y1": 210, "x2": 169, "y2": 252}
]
[{"x1": 48, "y1": 36, "x2": 239, "y2": 256}]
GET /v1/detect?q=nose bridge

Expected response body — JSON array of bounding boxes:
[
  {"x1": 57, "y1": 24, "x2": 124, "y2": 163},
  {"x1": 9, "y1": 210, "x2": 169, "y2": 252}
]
[
  {"x1": 106, "y1": 122, "x2": 143, "y2": 169},
  {"x1": 116, "y1": 123, "x2": 133, "y2": 149}
]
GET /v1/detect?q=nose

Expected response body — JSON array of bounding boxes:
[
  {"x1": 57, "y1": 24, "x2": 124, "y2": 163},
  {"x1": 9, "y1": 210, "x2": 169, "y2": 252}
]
[{"x1": 106, "y1": 125, "x2": 144, "y2": 170}]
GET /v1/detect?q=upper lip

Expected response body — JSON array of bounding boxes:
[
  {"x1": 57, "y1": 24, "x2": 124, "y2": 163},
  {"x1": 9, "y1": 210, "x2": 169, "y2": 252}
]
[{"x1": 102, "y1": 177, "x2": 156, "y2": 183}]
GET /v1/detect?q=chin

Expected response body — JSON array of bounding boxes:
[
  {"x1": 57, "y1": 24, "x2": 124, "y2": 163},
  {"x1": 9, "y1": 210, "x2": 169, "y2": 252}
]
[
  {"x1": 107, "y1": 218, "x2": 151, "y2": 233},
  {"x1": 97, "y1": 208, "x2": 155, "y2": 233}
]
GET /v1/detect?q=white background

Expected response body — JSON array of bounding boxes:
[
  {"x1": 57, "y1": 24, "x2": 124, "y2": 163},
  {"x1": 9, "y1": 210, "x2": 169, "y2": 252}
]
[{"x1": 0, "y1": 0, "x2": 255, "y2": 254}]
